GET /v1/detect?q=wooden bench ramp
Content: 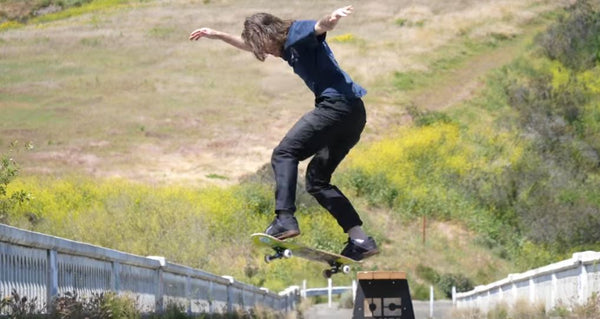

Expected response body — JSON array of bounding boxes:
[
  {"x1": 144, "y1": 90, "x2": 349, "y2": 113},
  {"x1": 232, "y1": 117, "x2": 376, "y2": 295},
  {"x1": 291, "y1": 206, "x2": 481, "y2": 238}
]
[{"x1": 353, "y1": 271, "x2": 415, "y2": 319}]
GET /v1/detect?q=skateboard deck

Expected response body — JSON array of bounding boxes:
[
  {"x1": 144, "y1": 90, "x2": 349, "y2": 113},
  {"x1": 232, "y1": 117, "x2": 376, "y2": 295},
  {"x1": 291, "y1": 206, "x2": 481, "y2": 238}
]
[{"x1": 251, "y1": 233, "x2": 360, "y2": 278}]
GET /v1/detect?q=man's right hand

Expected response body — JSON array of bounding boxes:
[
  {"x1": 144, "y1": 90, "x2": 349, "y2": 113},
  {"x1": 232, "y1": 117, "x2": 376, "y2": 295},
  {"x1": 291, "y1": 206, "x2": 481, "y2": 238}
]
[{"x1": 189, "y1": 27, "x2": 220, "y2": 40}]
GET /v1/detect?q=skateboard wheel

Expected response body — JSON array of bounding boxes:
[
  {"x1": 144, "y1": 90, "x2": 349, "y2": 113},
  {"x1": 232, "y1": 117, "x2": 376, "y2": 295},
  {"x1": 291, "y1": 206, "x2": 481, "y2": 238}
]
[
  {"x1": 264, "y1": 255, "x2": 272, "y2": 263},
  {"x1": 323, "y1": 269, "x2": 333, "y2": 279},
  {"x1": 282, "y1": 249, "x2": 293, "y2": 259},
  {"x1": 342, "y1": 265, "x2": 351, "y2": 274}
]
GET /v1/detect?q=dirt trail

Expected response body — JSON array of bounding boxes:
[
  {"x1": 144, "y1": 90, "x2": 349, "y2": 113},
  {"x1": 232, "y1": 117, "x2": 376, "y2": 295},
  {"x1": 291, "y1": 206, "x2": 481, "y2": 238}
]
[{"x1": 411, "y1": 40, "x2": 523, "y2": 112}]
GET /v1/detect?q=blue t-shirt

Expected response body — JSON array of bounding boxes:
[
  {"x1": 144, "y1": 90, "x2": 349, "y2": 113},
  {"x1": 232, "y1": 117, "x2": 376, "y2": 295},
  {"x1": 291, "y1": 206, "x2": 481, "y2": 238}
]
[{"x1": 283, "y1": 20, "x2": 367, "y2": 99}]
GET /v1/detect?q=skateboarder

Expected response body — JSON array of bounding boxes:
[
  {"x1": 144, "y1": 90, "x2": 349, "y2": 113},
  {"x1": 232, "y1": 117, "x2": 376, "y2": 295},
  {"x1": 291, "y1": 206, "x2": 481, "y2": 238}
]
[{"x1": 190, "y1": 5, "x2": 378, "y2": 261}]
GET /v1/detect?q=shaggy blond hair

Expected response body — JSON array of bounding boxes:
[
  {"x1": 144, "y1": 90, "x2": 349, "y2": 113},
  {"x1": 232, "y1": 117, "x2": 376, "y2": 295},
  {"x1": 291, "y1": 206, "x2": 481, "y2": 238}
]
[{"x1": 241, "y1": 13, "x2": 293, "y2": 61}]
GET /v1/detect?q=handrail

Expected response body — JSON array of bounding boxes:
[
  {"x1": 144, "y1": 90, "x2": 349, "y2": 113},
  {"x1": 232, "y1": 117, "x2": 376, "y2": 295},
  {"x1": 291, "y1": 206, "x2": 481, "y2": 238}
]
[
  {"x1": 0, "y1": 223, "x2": 298, "y2": 315},
  {"x1": 454, "y1": 251, "x2": 600, "y2": 313}
]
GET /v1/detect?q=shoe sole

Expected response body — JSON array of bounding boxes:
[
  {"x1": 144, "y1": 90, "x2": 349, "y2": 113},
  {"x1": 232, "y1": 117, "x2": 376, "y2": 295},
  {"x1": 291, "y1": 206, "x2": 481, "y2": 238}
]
[
  {"x1": 362, "y1": 249, "x2": 380, "y2": 259},
  {"x1": 347, "y1": 248, "x2": 380, "y2": 261},
  {"x1": 273, "y1": 230, "x2": 300, "y2": 240}
]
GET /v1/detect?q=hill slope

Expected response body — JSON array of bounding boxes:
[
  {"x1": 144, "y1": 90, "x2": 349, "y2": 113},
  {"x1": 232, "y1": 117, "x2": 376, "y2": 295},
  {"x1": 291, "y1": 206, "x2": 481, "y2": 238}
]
[
  {"x1": 1, "y1": 0, "x2": 581, "y2": 296},
  {"x1": 0, "y1": 0, "x2": 565, "y2": 185}
]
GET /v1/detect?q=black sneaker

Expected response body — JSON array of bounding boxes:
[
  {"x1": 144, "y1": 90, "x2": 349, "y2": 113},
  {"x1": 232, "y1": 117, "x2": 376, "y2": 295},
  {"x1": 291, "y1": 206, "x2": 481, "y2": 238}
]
[
  {"x1": 340, "y1": 237, "x2": 379, "y2": 261},
  {"x1": 265, "y1": 215, "x2": 300, "y2": 240}
]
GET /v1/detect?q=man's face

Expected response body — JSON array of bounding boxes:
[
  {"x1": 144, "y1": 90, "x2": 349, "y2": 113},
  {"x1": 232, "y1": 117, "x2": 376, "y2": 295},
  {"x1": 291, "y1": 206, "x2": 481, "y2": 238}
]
[{"x1": 265, "y1": 40, "x2": 281, "y2": 58}]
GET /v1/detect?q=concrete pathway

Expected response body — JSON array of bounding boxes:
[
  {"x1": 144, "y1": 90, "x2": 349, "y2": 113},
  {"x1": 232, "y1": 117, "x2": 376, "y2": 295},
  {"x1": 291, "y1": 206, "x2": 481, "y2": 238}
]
[{"x1": 304, "y1": 300, "x2": 454, "y2": 319}]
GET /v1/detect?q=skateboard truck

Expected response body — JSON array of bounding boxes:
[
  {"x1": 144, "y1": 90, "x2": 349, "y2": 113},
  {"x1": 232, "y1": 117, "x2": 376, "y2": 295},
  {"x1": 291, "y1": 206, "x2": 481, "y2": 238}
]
[
  {"x1": 264, "y1": 247, "x2": 293, "y2": 263},
  {"x1": 323, "y1": 262, "x2": 352, "y2": 279},
  {"x1": 263, "y1": 247, "x2": 352, "y2": 278}
]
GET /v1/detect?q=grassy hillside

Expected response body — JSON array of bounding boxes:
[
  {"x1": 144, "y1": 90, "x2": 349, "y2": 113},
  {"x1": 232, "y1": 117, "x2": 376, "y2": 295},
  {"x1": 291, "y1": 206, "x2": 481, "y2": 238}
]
[{"x1": 5, "y1": 0, "x2": 598, "y2": 301}]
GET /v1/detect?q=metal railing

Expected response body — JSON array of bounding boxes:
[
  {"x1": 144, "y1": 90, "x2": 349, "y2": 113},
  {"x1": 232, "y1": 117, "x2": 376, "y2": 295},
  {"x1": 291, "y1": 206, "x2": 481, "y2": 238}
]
[
  {"x1": 454, "y1": 251, "x2": 600, "y2": 313},
  {"x1": 0, "y1": 223, "x2": 298, "y2": 315}
]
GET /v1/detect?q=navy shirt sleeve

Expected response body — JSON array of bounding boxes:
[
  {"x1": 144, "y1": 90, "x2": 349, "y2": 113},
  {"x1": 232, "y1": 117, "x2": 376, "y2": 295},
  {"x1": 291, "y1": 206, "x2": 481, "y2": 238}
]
[{"x1": 284, "y1": 20, "x2": 323, "y2": 49}]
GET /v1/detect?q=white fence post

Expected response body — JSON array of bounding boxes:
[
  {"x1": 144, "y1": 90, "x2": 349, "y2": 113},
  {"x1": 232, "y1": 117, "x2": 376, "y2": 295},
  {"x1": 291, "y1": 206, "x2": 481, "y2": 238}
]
[
  {"x1": 528, "y1": 277, "x2": 535, "y2": 304},
  {"x1": 222, "y1": 275, "x2": 235, "y2": 313},
  {"x1": 429, "y1": 285, "x2": 434, "y2": 318},
  {"x1": 148, "y1": 256, "x2": 166, "y2": 313},
  {"x1": 302, "y1": 280, "x2": 307, "y2": 299},
  {"x1": 452, "y1": 286, "x2": 456, "y2": 306},
  {"x1": 352, "y1": 280, "x2": 357, "y2": 302},
  {"x1": 327, "y1": 278, "x2": 333, "y2": 308},
  {"x1": 46, "y1": 249, "x2": 58, "y2": 313},
  {"x1": 111, "y1": 261, "x2": 121, "y2": 293},
  {"x1": 185, "y1": 274, "x2": 191, "y2": 315},
  {"x1": 579, "y1": 261, "x2": 588, "y2": 305},
  {"x1": 551, "y1": 272, "x2": 557, "y2": 309}
]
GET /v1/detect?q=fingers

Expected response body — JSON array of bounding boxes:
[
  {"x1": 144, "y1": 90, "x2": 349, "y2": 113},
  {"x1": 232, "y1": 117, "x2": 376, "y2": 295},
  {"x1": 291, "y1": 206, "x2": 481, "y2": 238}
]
[
  {"x1": 332, "y1": 5, "x2": 354, "y2": 20},
  {"x1": 189, "y1": 28, "x2": 206, "y2": 41},
  {"x1": 189, "y1": 27, "x2": 215, "y2": 41},
  {"x1": 340, "y1": 5, "x2": 354, "y2": 16}
]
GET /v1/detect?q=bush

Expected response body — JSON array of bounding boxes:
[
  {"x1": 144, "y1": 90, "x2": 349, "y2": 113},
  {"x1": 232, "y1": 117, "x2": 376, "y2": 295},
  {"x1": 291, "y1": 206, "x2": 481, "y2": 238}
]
[
  {"x1": 538, "y1": 0, "x2": 600, "y2": 71},
  {"x1": 438, "y1": 273, "x2": 474, "y2": 299},
  {"x1": 50, "y1": 291, "x2": 140, "y2": 319},
  {"x1": 0, "y1": 289, "x2": 41, "y2": 318},
  {"x1": 415, "y1": 264, "x2": 440, "y2": 284},
  {"x1": 409, "y1": 282, "x2": 431, "y2": 301},
  {"x1": 1, "y1": 289, "x2": 288, "y2": 319},
  {"x1": 0, "y1": 141, "x2": 32, "y2": 224}
]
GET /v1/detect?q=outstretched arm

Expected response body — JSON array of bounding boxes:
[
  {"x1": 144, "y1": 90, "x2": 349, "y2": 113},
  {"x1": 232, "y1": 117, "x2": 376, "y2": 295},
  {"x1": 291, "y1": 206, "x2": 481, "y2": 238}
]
[
  {"x1": 189, "y1": 27, "x2": 251, "y2": 52},
  {"x1": 314, "y1": 5, "x2": 354, "y2": 36}
]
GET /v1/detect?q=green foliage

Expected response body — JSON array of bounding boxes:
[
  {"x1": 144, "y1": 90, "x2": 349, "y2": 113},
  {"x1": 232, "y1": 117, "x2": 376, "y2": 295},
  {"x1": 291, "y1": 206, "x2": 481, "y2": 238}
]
[
  {"x1": 149, "y1": 303, "x2": 187, "y2": 319},
  {"x1": 0, "y1": 141, "x2": 32, "y2": 223},
  {"x1": 342, "y1": 122, "x2": 475, "y2": 222},
  {"x1": 392, "y1": 71, "x2": 418, "y2": 91},
  {"x1": 415, "y1": 264, "x2": 440, "y2": 284},
  {"x1": 2, "y1": 289, "x2": 287, "y2": 318},
  {"x1": 495, "y1": 10, "x2": 600, "y2": 252},
  {"x1": 537, "y1": 0, "x2": 600, "y2": 71},
  {"x1": 437, "y1": 273, "x2": 473, "y2": 298},
  {"x1": 457, "y1": 0, "x2": 600, "y2": 268},
  {"x1": 487, "y1": 303, "x2": 509, "y2": 319},
  {"x1": 4, "y1": 175, "x2": 348, "y2": 290},
  {"x1": 407, "y1": 105, "x2": 454, "y2": 127},
  {"x1": 0, "y1": 289, "x2": 41, "y2": 318},
  {"x1": 50, "y1": 291, "x2": 140, "y2": 319},
  {"x1": 409, "y1": 282, "x2": 430, "y2": 301},
  {"x1": 338, "y1": 0, "x2": 600, "y2": 277},
  {"x1": 415, "y1": 264, "x2": 475, "y2": 299}
]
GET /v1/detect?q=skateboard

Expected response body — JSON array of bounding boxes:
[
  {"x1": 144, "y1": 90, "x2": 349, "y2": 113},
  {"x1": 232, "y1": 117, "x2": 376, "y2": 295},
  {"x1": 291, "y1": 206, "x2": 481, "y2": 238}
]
[{"x1": 251, "y1": 233, "x2": 360, "y2": 278}]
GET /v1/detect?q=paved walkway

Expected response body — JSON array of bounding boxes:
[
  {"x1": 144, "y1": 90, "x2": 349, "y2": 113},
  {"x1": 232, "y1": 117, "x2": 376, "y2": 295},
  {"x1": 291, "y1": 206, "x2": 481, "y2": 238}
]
[{"x1": 304, "y1": 300, "x2": 453, "y2": 319}]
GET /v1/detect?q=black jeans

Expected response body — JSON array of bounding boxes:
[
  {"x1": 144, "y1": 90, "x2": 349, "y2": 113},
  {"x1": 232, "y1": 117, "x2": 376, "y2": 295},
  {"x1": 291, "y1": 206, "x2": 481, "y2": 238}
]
[{"x1": 271, "y1": 96, "x2": 366, "y2": 232}]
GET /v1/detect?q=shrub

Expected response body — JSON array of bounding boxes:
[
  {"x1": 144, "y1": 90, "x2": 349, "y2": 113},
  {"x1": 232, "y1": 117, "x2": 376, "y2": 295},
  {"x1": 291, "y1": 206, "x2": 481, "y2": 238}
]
[
  {"x1": 537, "y1": 0, "x2": 600, "y2": 71},
  {"x1": 0, "y1": 141, "x2": 32, "y2": 224},
  {"x1": 0, "y1": 289, "x2": 41, "y2": 318},
  {"x1": 415, "y1": 264, "x2": 440, "y2": 284},
  {"x1": 437, "y1": 273, "x2": 473, "y2": 299},
  {"x1": 50, "y1": 291, "x2": 140, "y2": 319}
]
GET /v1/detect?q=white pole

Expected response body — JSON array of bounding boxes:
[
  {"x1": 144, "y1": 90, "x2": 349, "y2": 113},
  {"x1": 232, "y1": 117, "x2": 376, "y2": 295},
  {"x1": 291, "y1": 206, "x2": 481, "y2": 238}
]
[
  {"x1": 430, "y1": 285, "x2": 434, "y2": 318},
  {"x1": 302, "y1": 280, "x2": 307, "y2": 299},
  {"x1": 452, "y1": 286, "x2": 457, "y2": 305},
  {"x1": 352, "y1": 280, "x2": 357, "y2": 303},
  {"x1": 328, "y1": 278, "x2": 333, "y2": 308}
]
